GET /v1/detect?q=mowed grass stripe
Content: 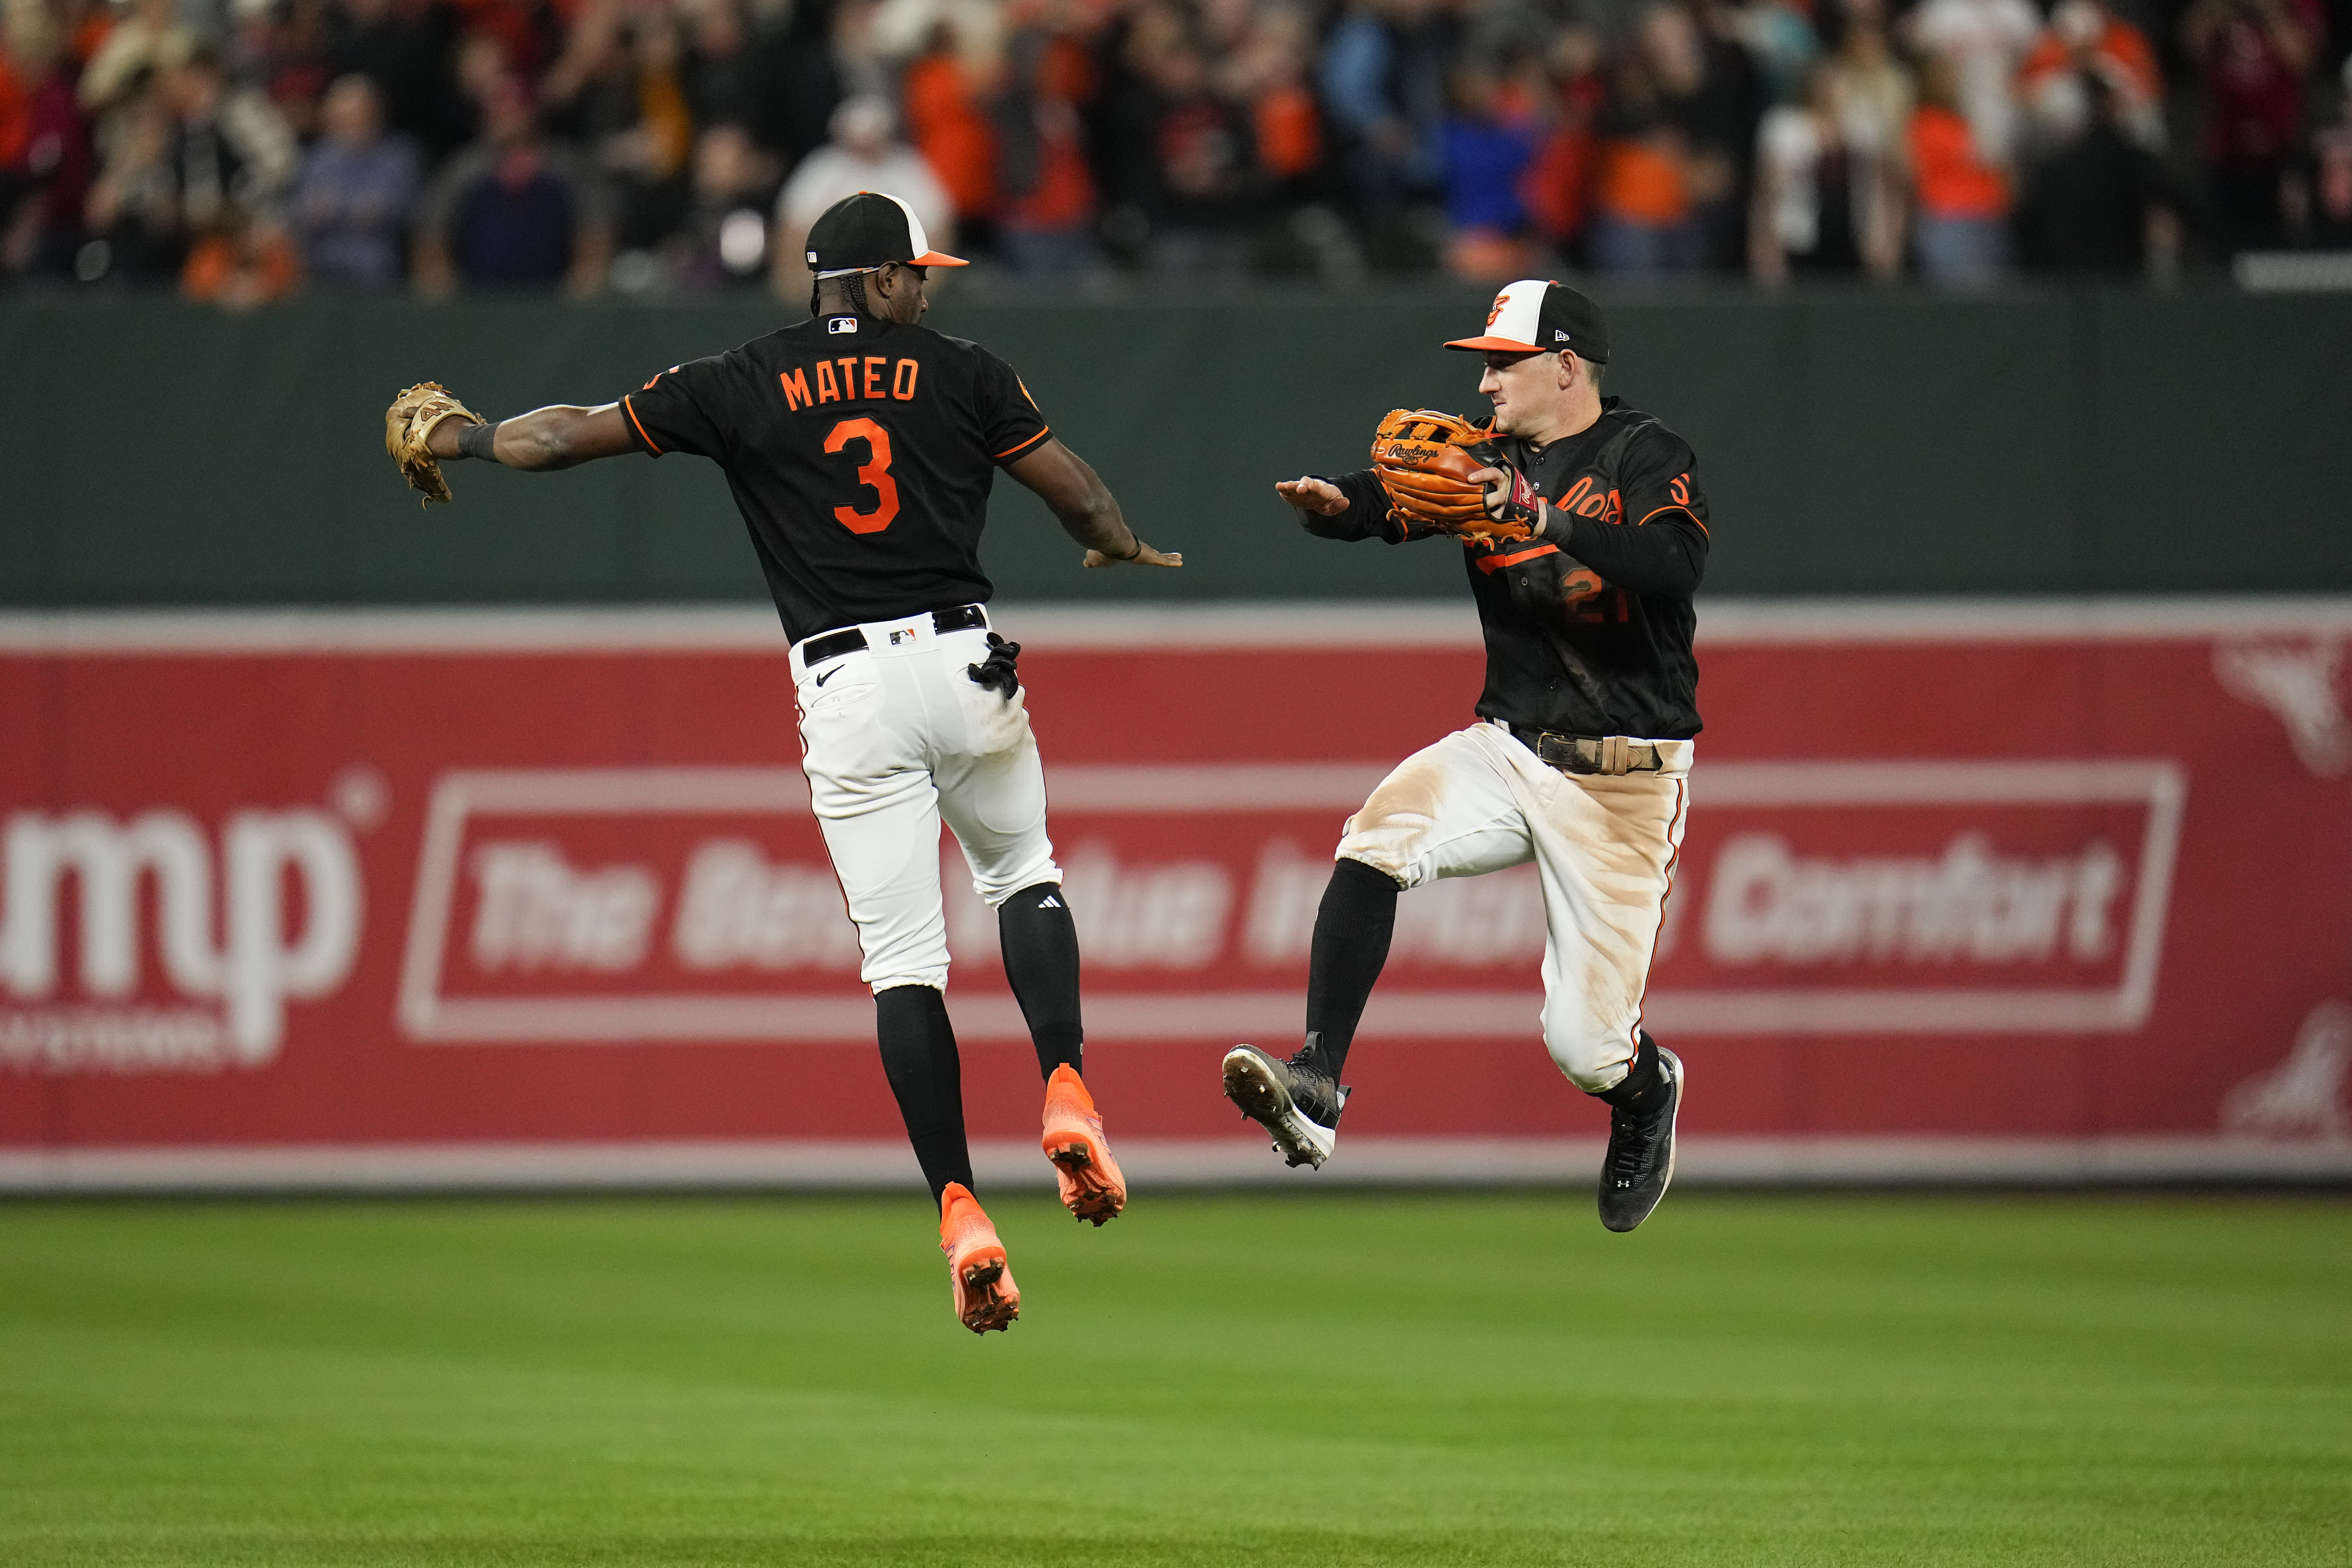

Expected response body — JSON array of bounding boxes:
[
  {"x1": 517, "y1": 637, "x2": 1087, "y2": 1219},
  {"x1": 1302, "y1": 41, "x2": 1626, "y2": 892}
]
[{"x1": 0, "y1": 1194, "x2": 2345, "y2": 1566}]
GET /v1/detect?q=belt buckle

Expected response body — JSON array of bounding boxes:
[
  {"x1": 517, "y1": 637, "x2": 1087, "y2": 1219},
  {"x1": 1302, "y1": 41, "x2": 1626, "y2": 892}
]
[
  {"x1": 1530, "y1": 729, "x2": 1633, "y2": 776},
  {"x1": 1531, "y1": 730, "x2": 1592, "y2": 775}
]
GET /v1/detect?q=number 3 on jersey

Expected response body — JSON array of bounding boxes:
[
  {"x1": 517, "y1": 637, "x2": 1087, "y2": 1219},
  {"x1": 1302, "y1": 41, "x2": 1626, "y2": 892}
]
[{"x1": 822, "y1": 417, "x2": 899, "y2": 534}]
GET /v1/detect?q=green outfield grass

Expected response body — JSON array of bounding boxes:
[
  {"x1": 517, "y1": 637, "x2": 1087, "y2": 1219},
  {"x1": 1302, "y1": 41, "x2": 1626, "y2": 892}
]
[{"x1": 2, "y1": 1192, "x2": 2346, "y2": 1567}]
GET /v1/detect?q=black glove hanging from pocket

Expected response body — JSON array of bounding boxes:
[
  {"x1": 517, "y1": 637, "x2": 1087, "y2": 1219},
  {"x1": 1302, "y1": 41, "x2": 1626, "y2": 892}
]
[{"x1": 966, "y1": 633, "x2": 1022, "y2": 699}]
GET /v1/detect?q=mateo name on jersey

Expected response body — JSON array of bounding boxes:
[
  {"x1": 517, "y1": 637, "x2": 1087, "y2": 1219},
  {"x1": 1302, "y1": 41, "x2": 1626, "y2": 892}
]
[{"x1": 780, "y1": 356, "x2": 921, "y2": 411}]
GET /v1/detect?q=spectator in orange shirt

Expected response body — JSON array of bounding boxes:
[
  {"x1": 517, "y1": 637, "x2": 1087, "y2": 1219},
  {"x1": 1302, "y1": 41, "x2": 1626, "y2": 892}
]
[
  {"x1": 997, "y1": 13, "x2": 1101, "y2": 272},
  {"x1": 181, "y1": 210, "x2": 302, "y2": 308},
  {"x1": 1519, "y1": 24, "x2": 1606, "y2": 256},
  {"x1": 1226, "y1": 4, "x2": 1321, "y2": 194},
  {"x1": 2020, "y1": 0, "x2": 2164, "y2": 151},
  {"x1": 901, "y1": 15, "x2": 1002, "y2": 251},
  {"x1": 1908, "y1": 54, "x2": 2010, "y2": 283},
  {"x1": 1589, "y1": 50, "x2": 1701, "y2": 274}
]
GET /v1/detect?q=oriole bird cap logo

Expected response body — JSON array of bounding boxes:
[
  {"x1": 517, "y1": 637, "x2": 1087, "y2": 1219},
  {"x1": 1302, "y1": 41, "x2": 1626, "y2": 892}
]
[{"x1": 1444, "y1": 279, "x2": 1611, "y2": 362}]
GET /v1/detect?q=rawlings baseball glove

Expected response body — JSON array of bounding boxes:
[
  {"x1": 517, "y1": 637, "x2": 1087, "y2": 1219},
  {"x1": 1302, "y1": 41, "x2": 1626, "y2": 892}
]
[
  {"x1": 1369, "y1": 407, "x2": 1542, "y2": 545},
  {"x1": 384, "y1": 381, "x2": 485, "y2": 506}
]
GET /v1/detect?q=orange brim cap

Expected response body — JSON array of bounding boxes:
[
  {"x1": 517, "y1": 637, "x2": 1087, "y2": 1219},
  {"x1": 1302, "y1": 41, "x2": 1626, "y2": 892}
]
[
  {"x1": 911, "y1": 250, "x2": 969, "y2": 267},
  {"x1": 1444, "y1": 333, "x2": 1544, "y2": 352},
  {"x1": 1447, "y1": 278, "x2": 1611, "y2": 361}
]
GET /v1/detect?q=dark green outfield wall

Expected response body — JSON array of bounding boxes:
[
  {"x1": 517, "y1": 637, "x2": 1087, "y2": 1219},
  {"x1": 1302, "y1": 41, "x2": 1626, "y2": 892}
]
[{"x1": 3, "y1": 284, "x2": 2347, "y2": 605}]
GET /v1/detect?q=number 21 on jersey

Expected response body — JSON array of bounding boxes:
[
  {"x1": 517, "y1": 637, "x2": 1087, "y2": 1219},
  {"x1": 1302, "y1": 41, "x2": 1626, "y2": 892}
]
[{"x1": 822, "y1": 417, "x2": 898, "y2": 534}]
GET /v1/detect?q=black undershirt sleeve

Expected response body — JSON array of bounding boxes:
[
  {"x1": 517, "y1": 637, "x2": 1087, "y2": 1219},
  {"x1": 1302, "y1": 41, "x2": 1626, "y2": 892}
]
[
  {"x1": 1548, "y1": 428, "x2": 1711, "y2": 599},
  {"x1": 1553, "y1": 509, "x2": 1708, "y2": 599}
]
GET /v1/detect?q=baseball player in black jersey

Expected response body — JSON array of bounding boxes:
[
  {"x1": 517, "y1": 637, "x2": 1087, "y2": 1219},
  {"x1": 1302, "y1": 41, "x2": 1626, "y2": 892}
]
[
  {"x1": 387, "y1": 191, "x2": 1181, "y2": 1332},
  {"x1": 1222, "y1": 279, "x2": 1700, "y2": 1232}
]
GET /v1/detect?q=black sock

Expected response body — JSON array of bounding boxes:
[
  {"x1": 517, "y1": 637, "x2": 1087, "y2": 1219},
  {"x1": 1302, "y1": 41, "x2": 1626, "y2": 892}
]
[
  {"x1": 1596, "y1": 1034, "x2": 1663, "y2": 1108},
  {"x1": 997, "y1": 881, "x2": 1083, "y2": 1078},
  {"x1": 875, "y1": 984, "x2": 973, "y2": 1206},
  {"x1": 1302, "y1": 856, "x2": 1402, "y2": 1081}
]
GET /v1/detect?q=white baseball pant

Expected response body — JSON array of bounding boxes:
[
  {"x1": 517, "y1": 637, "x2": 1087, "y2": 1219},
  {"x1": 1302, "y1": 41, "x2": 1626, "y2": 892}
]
[
  {"x1": 792, "y1": 609, "x2": 1060, "y2": 994},
  {"x1": 1335, "y1": 720, "x2": 1693, "y2": 1092}
]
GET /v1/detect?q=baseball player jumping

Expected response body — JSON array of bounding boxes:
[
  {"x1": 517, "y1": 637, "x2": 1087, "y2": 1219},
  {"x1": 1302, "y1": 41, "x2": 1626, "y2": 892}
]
[
  {"x1": 1224, "y1": 279, "x2": 1702, "y2": 1232},
  {"x1": 383, "y1": 191, "x2": 1181, "y2": 1332}
]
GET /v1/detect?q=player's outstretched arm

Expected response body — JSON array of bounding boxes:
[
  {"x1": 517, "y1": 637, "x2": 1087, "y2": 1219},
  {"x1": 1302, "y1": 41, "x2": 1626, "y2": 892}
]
[
  {"x1": 1275, "y1": 470, "x2": 1412, "y2": 542},
  {"x1": 1005, "y1": 438, "x2": 1181, "y2": 569},
  {"x1": 1275, "y1": 476, "x2": 1349, "y2": 516},
  {"x1": 425, "y1": 402, "x2": 640, "y2": 472}
]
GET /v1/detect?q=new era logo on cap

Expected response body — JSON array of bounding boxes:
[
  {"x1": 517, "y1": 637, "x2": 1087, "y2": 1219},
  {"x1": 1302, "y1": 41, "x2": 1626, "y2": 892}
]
[
  {"x1": 1444, "y1": 279, "x2": 1610, "y2": 363},
  {"x1": 806, "y1": 190, "x2": 969, "y2": 276}
]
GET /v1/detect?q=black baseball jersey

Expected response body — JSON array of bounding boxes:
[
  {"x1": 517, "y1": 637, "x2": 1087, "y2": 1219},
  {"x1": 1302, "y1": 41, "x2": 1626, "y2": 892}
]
[
  {"x1": 621, "y1": 314, "x2": 1051, "y2": 642},
  {"x1": 1315, "y1": 397, "x2": 1709, "y2": 739}
]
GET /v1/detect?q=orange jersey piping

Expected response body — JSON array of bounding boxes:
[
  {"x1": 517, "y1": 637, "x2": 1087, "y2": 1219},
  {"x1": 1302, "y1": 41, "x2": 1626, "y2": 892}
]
[
  {"x1": 622, "y1": 395, "x2": 663, "y2": 456},
  {"x1": 1474, "y1": 542, "x2": 1561, "y2": 574},
  {"x1": 1636, "y1": 502, "x2": 1707, "y2": 536}
]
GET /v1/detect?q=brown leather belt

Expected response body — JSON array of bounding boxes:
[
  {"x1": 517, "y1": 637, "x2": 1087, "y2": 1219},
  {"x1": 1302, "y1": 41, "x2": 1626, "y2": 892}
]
[
  {"x1": 799, "y1": 605, "x2": 986, "y2": 668},
  {"x1": 1506, "y1": 723, "x2": 1664, "y2": 776}
]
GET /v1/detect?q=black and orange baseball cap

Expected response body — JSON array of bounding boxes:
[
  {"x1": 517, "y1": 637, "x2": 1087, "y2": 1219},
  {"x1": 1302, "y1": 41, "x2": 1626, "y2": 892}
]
[
  {"x1": 1444, "y1": 278, "x2": 1610, "y2": 362},
  {"x1": 805, "y1": 191, "x2": 968, "y2": 274}
]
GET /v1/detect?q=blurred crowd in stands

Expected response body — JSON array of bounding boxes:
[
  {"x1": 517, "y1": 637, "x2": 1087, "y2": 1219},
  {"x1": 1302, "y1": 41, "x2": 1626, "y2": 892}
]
[{"x1": 1, "y1": 0, "x2": 2348, "y2": 304}]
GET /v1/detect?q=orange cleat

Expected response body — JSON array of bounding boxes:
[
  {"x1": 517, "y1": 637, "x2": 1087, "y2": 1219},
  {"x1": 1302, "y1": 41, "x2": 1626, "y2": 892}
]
[
  {"x1": 938, "y1": 1182, "x2": 1019, "y2": 1334},
  {"x1": 1040, "y1": 1063, "x2": 1127, "y2": 1225}
]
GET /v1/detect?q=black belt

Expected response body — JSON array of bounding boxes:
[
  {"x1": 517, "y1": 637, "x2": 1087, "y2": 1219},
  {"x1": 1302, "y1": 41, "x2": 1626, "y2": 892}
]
[
  {"x1": 1506, "y1": 722, "x2": 1664, "y2": 776},
  {"x1": 799, "y1": 605, "x2": 986, "y2": 668}
]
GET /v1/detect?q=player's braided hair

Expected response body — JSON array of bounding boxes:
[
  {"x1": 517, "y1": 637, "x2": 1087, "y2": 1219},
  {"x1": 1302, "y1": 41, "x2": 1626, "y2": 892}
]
[{"x1": 809, "y1": 268, "x2": 876, "y2": 320}]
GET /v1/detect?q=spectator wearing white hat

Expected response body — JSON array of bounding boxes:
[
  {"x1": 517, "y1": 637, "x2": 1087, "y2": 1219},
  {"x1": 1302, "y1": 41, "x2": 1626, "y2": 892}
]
[{"x1": 770, "y1": 94, "x2": 951, "y2": 302}]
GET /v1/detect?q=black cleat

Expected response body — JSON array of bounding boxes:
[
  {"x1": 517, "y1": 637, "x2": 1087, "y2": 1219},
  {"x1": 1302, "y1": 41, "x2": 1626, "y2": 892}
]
[
  {"x1": 1222, "y1": 1043, "x2": 1350, "y2": 1169},
  {"x1": 1599, "y1": 1046, "x2": 1682, "y2": 1232}
]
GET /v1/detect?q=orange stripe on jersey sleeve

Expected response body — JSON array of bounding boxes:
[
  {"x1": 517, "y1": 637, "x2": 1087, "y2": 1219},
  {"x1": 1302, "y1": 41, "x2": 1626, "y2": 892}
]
[
  {"x1": 993, "y1": 426, "x2": 1051, "y2": 461},
  {"x1": 1635, "y1": 503, "x2": 1707, "y2": 536},
  {"x1": 623, "y1": 395, "x2": 663, "y2": 456}
]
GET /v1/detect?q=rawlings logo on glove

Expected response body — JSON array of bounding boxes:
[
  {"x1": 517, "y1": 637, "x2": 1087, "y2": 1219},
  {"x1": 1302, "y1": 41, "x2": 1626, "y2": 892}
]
[
  {"x1": 384, "y1": 381, "x2": 485, "y2": 506},
  {"x1": 1369, "y1": 408, "x2": 1542, "y2": 546}
]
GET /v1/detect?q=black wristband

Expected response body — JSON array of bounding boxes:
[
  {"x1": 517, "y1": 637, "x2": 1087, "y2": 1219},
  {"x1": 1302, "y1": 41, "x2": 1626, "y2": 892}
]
[
  {"x1": 1108, "y1": 534, "x2": 1144, "y2": 561},
  {"x1": 456, "y1": 420, "x2": 501, "y2": 462}
]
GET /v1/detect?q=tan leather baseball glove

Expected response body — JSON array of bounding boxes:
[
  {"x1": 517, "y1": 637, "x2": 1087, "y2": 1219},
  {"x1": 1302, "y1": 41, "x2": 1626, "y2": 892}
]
[
  {"x1": 1368, "y1": 408, "x2": 1541, "y2": 545},
  {"x1": 384, "y1": 382, "x2": 484, "y2": 506}
]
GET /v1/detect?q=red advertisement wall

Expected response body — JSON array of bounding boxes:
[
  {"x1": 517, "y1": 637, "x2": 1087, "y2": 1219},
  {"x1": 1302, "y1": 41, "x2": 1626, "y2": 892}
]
[{"x1": 2, "y1": 603, "x2": 2346, "y2": 1187}]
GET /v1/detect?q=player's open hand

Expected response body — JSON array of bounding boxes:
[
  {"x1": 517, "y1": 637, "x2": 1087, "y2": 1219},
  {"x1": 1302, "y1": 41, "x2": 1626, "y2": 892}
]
[
  {"x1": 1275, "y1": 476, "x2": 1349, "y2": 517},
  {"x1": 1083, "y1": 539, "x2": 1183, "y2": 569}
]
